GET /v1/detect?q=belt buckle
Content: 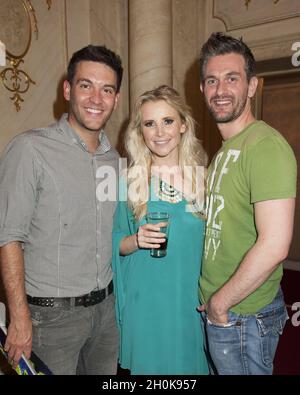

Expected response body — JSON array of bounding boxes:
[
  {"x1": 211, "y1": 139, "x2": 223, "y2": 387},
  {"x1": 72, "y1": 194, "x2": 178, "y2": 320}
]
[{"x1": 83, "y1": 294, "x2": 92, "y2": 307}]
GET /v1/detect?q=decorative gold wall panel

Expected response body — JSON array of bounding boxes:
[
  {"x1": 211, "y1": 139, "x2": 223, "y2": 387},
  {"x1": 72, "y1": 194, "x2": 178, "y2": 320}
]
[
  {"x1": 0, "y1": 0, "x2": 36, "y2": 111},
  {"x1": 0, "y1": 0, "x2": 52, "y2": 111}
]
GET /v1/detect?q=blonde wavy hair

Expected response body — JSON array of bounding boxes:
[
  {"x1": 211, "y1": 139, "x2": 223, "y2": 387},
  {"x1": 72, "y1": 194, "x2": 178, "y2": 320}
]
[{"x1": 125, "y1": 85, "x2": 206, "y2": 221}]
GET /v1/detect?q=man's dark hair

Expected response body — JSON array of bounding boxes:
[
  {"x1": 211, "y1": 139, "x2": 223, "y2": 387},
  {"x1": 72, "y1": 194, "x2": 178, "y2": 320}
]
[
  {"x1": 199, "y1": 32, "x2": 256, "y2": 83},
  {"x1": 67, "y1": 45, "x2": 123, "y2": 92}
]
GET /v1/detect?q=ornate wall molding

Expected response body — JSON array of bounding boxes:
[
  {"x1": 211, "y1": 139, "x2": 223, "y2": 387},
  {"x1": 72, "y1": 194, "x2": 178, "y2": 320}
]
[
  {"x1": 0, "y1": 0, "x2": 52, "y2": 111},
  {"x1": 213, "y1": 0, "x2": 300, "y2": 31},
  {"x1": 245, "y1": 0, "x2": 280, "y2": 9},
  {"x1": 248, "y1": 32, "x2": 300, "y2": 61}
]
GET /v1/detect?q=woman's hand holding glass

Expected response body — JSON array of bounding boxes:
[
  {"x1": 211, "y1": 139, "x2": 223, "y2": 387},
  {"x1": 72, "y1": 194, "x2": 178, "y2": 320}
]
[{"x1": 136, "y1": 223, "x2": 167, "y2": 249}]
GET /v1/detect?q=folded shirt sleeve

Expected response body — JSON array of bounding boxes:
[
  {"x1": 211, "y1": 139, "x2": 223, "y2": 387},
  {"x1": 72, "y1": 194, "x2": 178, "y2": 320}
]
[{"x1": 0, "y1": 136, "x2": 39, "y2": 246}]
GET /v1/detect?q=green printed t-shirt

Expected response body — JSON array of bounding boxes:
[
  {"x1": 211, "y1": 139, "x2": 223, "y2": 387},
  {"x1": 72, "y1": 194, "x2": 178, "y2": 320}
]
[{"x1": 199, "y1": 121, "x2": 297, "y2": 314}]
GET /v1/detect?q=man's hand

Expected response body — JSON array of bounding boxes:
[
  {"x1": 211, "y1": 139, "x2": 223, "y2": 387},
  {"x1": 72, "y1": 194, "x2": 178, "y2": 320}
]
[
  {"x1": 198, "y1": 295, "x2": 229, "y2": 325},
  {"x1": 5, "y1": 314, "x2": 32, "y2": 368}
]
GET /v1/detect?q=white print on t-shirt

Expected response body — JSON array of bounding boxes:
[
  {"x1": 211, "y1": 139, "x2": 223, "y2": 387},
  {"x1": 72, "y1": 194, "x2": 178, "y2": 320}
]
[{"x1": 204, "y1": 149, "x2": 240, "y2": 261}]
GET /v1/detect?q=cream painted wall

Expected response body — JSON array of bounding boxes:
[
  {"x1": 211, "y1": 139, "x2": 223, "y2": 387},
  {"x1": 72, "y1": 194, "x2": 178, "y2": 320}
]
[
  {"x1": 172, "y1": 0, "x2": 206, "y2": 146},
  {"x1": 89, "y1": 0, "x2": 129, "y2": 151}
]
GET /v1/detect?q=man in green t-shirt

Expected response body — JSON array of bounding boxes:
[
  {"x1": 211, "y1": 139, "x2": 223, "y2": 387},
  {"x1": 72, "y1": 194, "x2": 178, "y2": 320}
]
[{"x1": 198, "y1": 32, "x2": 297, "y2": 375}]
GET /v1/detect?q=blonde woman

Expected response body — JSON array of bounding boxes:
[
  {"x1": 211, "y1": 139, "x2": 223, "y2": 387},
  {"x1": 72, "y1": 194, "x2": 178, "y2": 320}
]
[{"x1": 112, "y1": 85, "x2": 209, "y2": 374}]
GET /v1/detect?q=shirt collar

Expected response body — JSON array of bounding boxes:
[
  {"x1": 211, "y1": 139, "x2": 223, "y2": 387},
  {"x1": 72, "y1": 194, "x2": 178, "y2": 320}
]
[{"x1": 57, "y1": 114, "x2": 112, "y2": 154}]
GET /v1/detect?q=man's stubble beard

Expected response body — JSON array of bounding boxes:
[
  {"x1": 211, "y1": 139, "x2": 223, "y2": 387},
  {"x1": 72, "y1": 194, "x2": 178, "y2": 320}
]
[{"x1": 207, "y1": 94, "x2": 248, "y2": 124}]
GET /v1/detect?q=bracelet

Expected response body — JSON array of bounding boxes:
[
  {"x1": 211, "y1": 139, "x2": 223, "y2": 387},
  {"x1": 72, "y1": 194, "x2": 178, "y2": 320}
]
[{"x1": 135, "y1": 232, "x2": 140, "y2": 249}]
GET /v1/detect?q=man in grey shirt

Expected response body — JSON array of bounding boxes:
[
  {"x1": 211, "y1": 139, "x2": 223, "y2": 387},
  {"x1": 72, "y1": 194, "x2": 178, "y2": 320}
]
[{"x1": 0, "y1": 45, "x2": 122, "y2": 375}]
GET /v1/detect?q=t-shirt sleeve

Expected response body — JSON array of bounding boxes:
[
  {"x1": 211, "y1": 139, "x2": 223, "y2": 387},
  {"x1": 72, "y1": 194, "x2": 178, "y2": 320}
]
[
  {"x1": 0, "y1": 137, "x2": 38, "y2": 246},
  {"x1": 248, "y1": 134, "x2": 297, "y2": 203}
]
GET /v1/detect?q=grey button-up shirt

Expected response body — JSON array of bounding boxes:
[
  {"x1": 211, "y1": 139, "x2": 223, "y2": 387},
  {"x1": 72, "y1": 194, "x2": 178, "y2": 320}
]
[{"x1": 0, "y1": 114, "x2": 119, "y2": 297}]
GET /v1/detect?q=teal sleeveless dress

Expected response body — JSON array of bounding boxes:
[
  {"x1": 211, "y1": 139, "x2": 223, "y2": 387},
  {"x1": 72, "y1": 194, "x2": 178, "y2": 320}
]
[{"x1": 112, "y1": 181, "x2": 209, "y2": 375}]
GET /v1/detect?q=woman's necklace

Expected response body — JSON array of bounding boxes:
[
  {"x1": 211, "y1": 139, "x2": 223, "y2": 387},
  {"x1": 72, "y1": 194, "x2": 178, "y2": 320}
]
[
  {"x1": 154, "y1": 176, "x2": 205, "y2": 216},
  {"x1": 158, "y1": 178, "x2": 183, "y2": 203}
]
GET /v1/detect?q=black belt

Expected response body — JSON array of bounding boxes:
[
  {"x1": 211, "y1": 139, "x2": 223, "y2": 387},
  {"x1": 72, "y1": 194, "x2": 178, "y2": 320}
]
[{"x1": 27, "y1": 280, "x2": 113, "y2": 308}]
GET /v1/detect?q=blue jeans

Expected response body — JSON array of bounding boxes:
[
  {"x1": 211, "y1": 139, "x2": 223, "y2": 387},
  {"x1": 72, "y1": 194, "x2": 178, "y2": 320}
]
[
  {"x1": 202, "y1": 289, "x2": 288, "y2": 375},
  {"x1": 30, "y1": 294, "x2": 119, "y2": 375}
]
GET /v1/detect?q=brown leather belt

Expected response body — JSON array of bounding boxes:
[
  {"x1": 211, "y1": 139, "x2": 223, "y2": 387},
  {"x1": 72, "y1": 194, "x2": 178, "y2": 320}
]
[{"x1": 27, "y1": 280, "x2": 113, "y2": 308}]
